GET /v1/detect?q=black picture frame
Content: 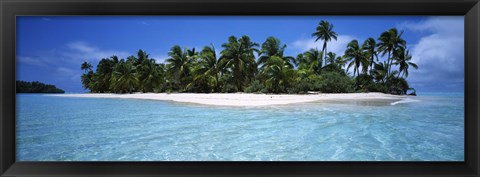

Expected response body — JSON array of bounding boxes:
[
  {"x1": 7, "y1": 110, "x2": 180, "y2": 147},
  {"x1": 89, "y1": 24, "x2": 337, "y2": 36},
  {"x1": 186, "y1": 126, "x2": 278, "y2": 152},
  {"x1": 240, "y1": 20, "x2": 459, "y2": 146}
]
[{"x1": 1, "y1": 0, "x2": 479, "y2": 176}]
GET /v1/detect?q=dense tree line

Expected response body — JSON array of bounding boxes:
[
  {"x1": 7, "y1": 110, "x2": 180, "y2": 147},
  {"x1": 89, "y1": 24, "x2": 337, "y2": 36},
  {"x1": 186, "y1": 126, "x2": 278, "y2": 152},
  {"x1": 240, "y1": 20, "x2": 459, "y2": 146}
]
[
  {"x1": 81, "y1": 20, "x2": 418, "y2": 95},
  {"x1": 16, "y1": 80, "x2": 65, "y2": 93}
]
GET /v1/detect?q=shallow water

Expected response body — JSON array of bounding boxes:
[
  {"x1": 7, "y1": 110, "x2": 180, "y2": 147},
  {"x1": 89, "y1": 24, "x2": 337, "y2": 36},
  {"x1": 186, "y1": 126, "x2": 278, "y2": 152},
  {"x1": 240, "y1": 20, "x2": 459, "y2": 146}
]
[{"x1": 16, "y1": 92, "x2": 464, "y2": 161}]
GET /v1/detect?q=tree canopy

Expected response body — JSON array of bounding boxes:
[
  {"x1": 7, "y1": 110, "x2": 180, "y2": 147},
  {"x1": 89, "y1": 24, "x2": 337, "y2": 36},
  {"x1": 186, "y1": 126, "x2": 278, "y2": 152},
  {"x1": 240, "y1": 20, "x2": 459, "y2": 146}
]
[
  {"x1": 81, "y1": 20, "x2": 418, "y2": 95},
  {"x1": 16, "y1": 80, "x2": 65, "y2": 93}
]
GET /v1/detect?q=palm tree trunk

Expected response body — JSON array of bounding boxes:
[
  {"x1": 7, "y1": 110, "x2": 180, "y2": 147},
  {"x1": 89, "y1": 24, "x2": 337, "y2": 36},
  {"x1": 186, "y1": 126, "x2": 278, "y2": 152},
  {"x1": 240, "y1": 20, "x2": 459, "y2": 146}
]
[
  {"x1": 323, "y1": 42, "x2": 327, "y2": 67},
  {"x1": 215, "y1": 73, "x2": 219, "y2": 92},
  {"x1": 357, "y1": 68, "x2": 360, "y2": 78},
  {"x1": 370, "y1": 56, "x2": 374, "y2": 74},
  {"x1": 235, "y1": 66, "x2": 241, "y2": 91},
  {"x1": 375, "y1": 53, "x2": 379, "y2": 62},
  {"x1": 386, "y1": 51, "x2": 391, "y2": 78}
]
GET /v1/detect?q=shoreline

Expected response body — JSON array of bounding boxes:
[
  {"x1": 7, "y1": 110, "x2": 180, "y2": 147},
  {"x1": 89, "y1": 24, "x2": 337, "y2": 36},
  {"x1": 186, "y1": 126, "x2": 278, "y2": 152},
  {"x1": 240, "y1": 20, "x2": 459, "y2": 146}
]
[{"x1": 52, "y1": 92, "x2": 407, "y2": 107}]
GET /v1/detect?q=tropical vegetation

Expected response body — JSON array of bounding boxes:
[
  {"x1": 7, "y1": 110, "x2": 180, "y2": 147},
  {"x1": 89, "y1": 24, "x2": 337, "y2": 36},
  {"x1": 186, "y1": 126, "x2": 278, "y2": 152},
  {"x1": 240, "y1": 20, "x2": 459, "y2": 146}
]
[
  {"x1": 16, "y1": 80, "x2": 65, "y2": 93},
  {"x1": 80, "y1": 21, "x2": 418, "y2": 95}
]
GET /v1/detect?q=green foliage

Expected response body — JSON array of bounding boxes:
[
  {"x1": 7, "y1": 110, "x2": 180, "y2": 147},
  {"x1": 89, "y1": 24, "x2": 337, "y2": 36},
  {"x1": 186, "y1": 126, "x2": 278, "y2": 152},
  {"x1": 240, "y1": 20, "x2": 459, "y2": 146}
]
[
  {"x1": 111, "y1": 61, "x2": 139, "y2": 93},
  {"x1": 16, "y1": 80, "x2": 65, "y2": 93},
  {"x1": 393, "y1": 47, "x2": 418, "y2": 78},
  {"x1": 316, "y1": 71, "x2": 354, "y2": 93},
  {"x1": 369, "y1": 83, "x2": 388, "y2": 93},
  {"x1": 362, "y1": 37, "x2": 378, "y2": 72},
  {"x1": 261, "y1": 56, "x2": 296, "y2": 93},
  {"x1": 377, "y1": 28, "x2": 406, "y2": 79},
  {"x1": 92, "y1": 57, "x2": 118, "y2": 92},
  {"x1": 130, "y1": 50, "x2": 165, "y2": 93},
  {"x1": 296, "y1": 48, "x2": 323, "y2": 75},
  {"x1": 221, "y1": 83, "x2": 238, "y2": 93},
  {"x1": 219, "y1": 35, "x2": 259, "y2": 92},
  {"x1": 245, "y1": 80, "x2": 266, "y2": 93},
  {"x1": 387, "y1": 76, "x2": 410, "y2": 95},
  {"x1": 288, "y1": 77, "x2": 313, "y2": 94},
  {"x1": 355, "y1": 74, "x2": 374, "y2": 91},
  {"x1": 345, "y1": 40, "x2": 369, "y2": 77},
  {"x1": 165, "y1": 45, "x2": 195, "y2": 91},
  {"x1": 186, "y1": 44, "x2": 220, "y2": 93},
  {"x1": 258, "y1": 37, "x2": 295, "y2": 70},
  {"x1": 81, "y1": 61, "x2": 93, "y2": 72},
  {"x1": 78, "y1": 22, "x2": 418, "y2": 96},
  {"x1": 81, "y1": 70, "x2": 94, "y2": 91},
  {"x1": 312, "y1": 20, "x2": 338, "y2": 66}
]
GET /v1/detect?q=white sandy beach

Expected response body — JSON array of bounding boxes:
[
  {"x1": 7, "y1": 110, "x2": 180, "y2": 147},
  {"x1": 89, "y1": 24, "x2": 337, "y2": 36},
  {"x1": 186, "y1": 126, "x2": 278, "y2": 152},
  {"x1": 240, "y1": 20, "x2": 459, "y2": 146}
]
[{"x1": 53, "y1": 92, "x2": 407, "y2": 106}]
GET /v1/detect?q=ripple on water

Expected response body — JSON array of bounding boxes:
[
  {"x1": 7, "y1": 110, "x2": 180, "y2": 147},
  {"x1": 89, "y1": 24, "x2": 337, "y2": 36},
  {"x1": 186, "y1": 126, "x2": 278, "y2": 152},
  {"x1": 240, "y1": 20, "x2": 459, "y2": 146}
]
[{"x1": 16, "y1": 93, "x2": 464, "y2": 161}]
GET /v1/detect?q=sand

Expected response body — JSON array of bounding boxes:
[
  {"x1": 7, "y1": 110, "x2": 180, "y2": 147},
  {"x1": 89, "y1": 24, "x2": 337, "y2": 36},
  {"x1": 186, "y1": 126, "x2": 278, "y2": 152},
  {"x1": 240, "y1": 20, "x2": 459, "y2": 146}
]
[{"x1": 53, "y1": 92, "x2": 407, "y2": 106}]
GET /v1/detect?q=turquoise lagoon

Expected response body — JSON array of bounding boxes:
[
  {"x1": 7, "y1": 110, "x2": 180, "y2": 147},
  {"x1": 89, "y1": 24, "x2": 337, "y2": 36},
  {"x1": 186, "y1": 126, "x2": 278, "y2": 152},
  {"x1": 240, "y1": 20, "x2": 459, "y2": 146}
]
[{"x1": 16, "y1": 92, "x2": 464, "y2": 161}]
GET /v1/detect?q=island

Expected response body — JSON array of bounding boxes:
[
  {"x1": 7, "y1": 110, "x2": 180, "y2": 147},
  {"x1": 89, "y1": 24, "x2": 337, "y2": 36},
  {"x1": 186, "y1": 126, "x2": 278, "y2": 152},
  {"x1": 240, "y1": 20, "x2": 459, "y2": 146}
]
[
  {"x1": 79, "y1": 20, "x2": 418, "y2": 97},
  {"x1": 16, "y1": 80, "x2": 65, "y2": 93}
]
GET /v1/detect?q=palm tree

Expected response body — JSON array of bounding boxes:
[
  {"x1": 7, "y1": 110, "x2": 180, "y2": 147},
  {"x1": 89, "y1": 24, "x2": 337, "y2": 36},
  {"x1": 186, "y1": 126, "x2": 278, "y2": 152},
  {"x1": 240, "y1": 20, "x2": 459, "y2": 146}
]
[
  {"x1": 137, "y1": 49, "x2": 149, "y2": 64},
  {"x1": 377, "y1": 28, "x2": 406, "y2": 78},
  {"x1": 334, "y1": 55, "x2": 349, "y2": 68},
  {"x1": 139, "y1": 59, "x2": 163, "y2": 92},
  {"x1": 393, "y1": 47, "x2": 418, "y2": 78},
  {"x1": 111, "y1": 61, "x2": 139, "y2": 93},
  {"x1": 258, "y1": 37, "x2": 295, "y2": 70},
  {"x1": 165, "y1": 45, "x2": 195, "y2": 91},
  {"x1": 325, "y1": 52, "x2": 337, "y2": 66},
  {"x1": 371, "y1": 61, "x2": 388, "y2": 83},
  {"x1": 387, "y1": 74, "x2": 409, "y2": 95},
  {"x1": 345, "y1": 40, "x2": 368, "y2": 77},
  {"x1": 239, "y1": 36, "x2": 259, "y2": 85},
  {"x1": 133, "y1": 50, "x2": 161, "y2": 92},
  {"x1": 219, "y1": 35, "x2": 259, "y2": 91},
  {"x1": 80, "y1": 62, "x2": 94, "y2": 92},
  {"x1": 261, "y1": 56, "x2": 295, "y2": 93},
  {"x1": 296, "y1": 48, "x2": 323, "y2": 75},
  {"x1": 88, "y1": 73, "x2": 101, "y2": 93},
  {"x1": 312, "y1": 20, "x2": 338, "y2": 66},
  {"x1": 320, "y1": 52, "x2": 339, "y2": 72},
  {"x1": 93, "y1": 57, "x2": 118, "y2": 92},
  {"x1": 362, "y1": 38, "x2": 378, "y2": 72},
  {"x1": 81, "y1": 72, "x2": 93, "y2": 90},
  {"x1": 126, "y1": 55, "x2": 137, "y2": 64},
  {"x1": 110, "y1": 55, "x2": 119, "y2": 63},
  {"x1": 189, "y1": 44, "x2": 221, "y2": 92},
  {"x1": 81, "y1": 61, "x2": 93, "y2": 73}
]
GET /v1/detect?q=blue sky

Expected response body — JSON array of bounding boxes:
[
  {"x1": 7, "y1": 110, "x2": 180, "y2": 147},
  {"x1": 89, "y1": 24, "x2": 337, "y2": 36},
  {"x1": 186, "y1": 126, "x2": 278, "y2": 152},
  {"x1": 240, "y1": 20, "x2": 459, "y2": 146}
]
[{"x1": 16, "y1": 16, "x2": 464, "y2": 93}]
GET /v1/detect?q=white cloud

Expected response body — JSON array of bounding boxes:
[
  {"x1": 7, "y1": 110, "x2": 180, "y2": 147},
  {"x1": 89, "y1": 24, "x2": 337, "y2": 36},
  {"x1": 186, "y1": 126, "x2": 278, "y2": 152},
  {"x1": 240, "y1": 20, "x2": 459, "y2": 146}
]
[
  {"x1": 151, "y1": 54, "x2": 169, "y2": 64},
  {"x1": 56, "y1": 67, "x2": 75, "y2": 75},
  {"x1": 70, "y1": 73, "x2": 82, "y2": 81},
  {"x1": 291, "y1": 35, "x2": 357, "y2": 56},
  {"x1": 141, "y1": 21, "x2": 150, "y2": 26},
  {"x1": 67, "y1": 41, "x2": 96, "y2": 53},
  {"x1": 54, "y1": 67, "x2": 81, "y2": 81},
  {"x1": 401, "y1": 17, "x2": 464, "y2": 85},
  {"x1": 17, "y1": 56, "x2": 48, "y2": 67},
  {"x1": 18, "y1": 41, "x2": 131, "y2": 83},
  {"x1": 63, "y1": 41, "x2": 130, "y2": 63},
  {"x1": 19, "y1": 41, "x2": 130, "y2": 67},
  {"x1": 398, "y1": 17, "x2": 463, "y2": 35}
]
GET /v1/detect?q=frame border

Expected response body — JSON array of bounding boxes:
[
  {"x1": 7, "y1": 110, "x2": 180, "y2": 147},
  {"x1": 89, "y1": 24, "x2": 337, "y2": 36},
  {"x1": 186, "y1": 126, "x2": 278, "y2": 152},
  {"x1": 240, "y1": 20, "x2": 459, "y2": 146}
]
[{"x1": 1, "y1": 0, "x2": 479, "y2": 176}]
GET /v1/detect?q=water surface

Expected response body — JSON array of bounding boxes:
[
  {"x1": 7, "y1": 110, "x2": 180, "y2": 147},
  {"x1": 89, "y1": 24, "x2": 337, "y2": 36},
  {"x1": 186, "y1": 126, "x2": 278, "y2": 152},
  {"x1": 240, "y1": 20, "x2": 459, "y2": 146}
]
[{"x1": 16, "y1": 92, "x2": 464, "y2": 161}]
